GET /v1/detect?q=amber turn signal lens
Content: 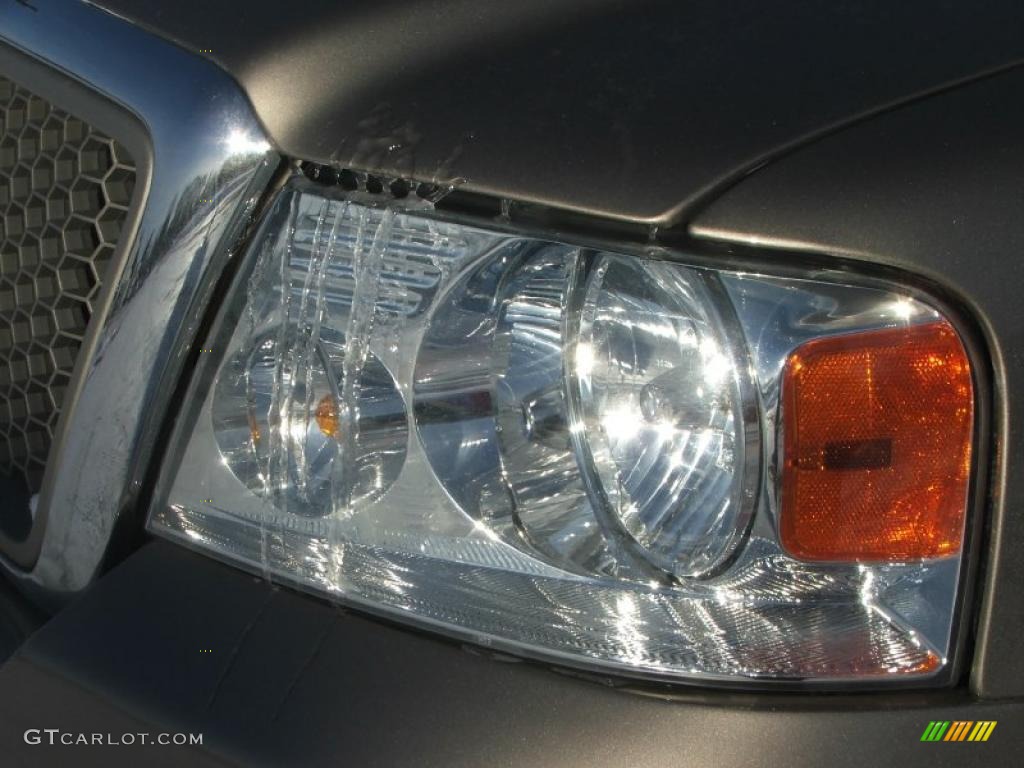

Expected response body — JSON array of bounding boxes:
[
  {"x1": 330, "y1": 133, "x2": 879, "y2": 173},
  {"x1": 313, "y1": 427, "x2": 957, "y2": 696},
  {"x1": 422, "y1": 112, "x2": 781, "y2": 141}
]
[
  {"x1": 315, "y1": 394, "x2": 341, "y2": 438},
  {"x1": 780, "y1": 321, "x2": 973, "y2": 562}
]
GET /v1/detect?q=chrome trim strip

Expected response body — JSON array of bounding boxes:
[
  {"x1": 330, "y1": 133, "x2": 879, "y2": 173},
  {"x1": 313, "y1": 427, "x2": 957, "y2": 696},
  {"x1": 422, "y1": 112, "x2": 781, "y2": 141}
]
[{"x1": 0, "y1": 0, "x2": 279, "y2": 599}]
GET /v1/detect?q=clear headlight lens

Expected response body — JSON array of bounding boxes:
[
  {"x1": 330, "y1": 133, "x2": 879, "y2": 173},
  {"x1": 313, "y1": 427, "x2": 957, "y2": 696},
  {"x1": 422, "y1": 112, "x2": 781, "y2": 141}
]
[
  {"x1": 573, "y1": 256, "x2": 758, "y2": 578},
  {"x1": 151, "y1": 178, "x2": 975, "y2": 685}
]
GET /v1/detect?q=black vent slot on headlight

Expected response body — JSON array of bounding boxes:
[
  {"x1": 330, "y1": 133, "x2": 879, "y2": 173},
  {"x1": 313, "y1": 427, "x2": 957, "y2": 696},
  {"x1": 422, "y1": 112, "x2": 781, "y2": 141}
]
[{"x1": 0, "y1": 74, "x2": 136, "y2": 502}]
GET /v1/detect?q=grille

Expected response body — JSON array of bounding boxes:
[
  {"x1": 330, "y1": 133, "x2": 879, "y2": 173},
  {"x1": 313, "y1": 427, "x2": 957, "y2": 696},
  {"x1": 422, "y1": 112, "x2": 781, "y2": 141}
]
[{"x1": 0, "y1": 75, "x2": 136, "y2": 493}]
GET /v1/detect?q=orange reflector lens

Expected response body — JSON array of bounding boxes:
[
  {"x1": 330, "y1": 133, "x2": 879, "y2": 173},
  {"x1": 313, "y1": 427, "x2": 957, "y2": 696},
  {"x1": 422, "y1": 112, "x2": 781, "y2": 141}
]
[
  {"x1": 780, "y1": 321, "x2": 972, "y2": 562},
  {"x1": 248, "y1": 411, "x2": 262, "y2": 446},
  {"x1": 316, "y1": 394, "x2": 341, "y2": 438}
]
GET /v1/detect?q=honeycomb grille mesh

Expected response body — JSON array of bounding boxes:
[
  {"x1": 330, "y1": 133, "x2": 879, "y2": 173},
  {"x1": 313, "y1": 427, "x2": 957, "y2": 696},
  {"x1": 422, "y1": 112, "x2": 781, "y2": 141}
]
[{"x1": 0, "y1": 75, "x2": 136, "y2": 493}]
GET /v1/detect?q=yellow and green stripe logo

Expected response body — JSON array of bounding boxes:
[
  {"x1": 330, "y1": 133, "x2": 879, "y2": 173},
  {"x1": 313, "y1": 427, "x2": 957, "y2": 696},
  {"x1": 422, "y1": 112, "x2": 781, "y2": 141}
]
[{"x1": 921, "y1": 721, "x2": 997, "y2": 742}]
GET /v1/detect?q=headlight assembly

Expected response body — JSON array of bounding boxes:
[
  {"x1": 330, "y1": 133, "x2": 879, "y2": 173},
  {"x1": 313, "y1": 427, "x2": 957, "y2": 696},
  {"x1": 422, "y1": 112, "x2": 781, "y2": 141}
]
[{"x1": 150, "y1": 176, "x2": 976, "y2": 686}]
